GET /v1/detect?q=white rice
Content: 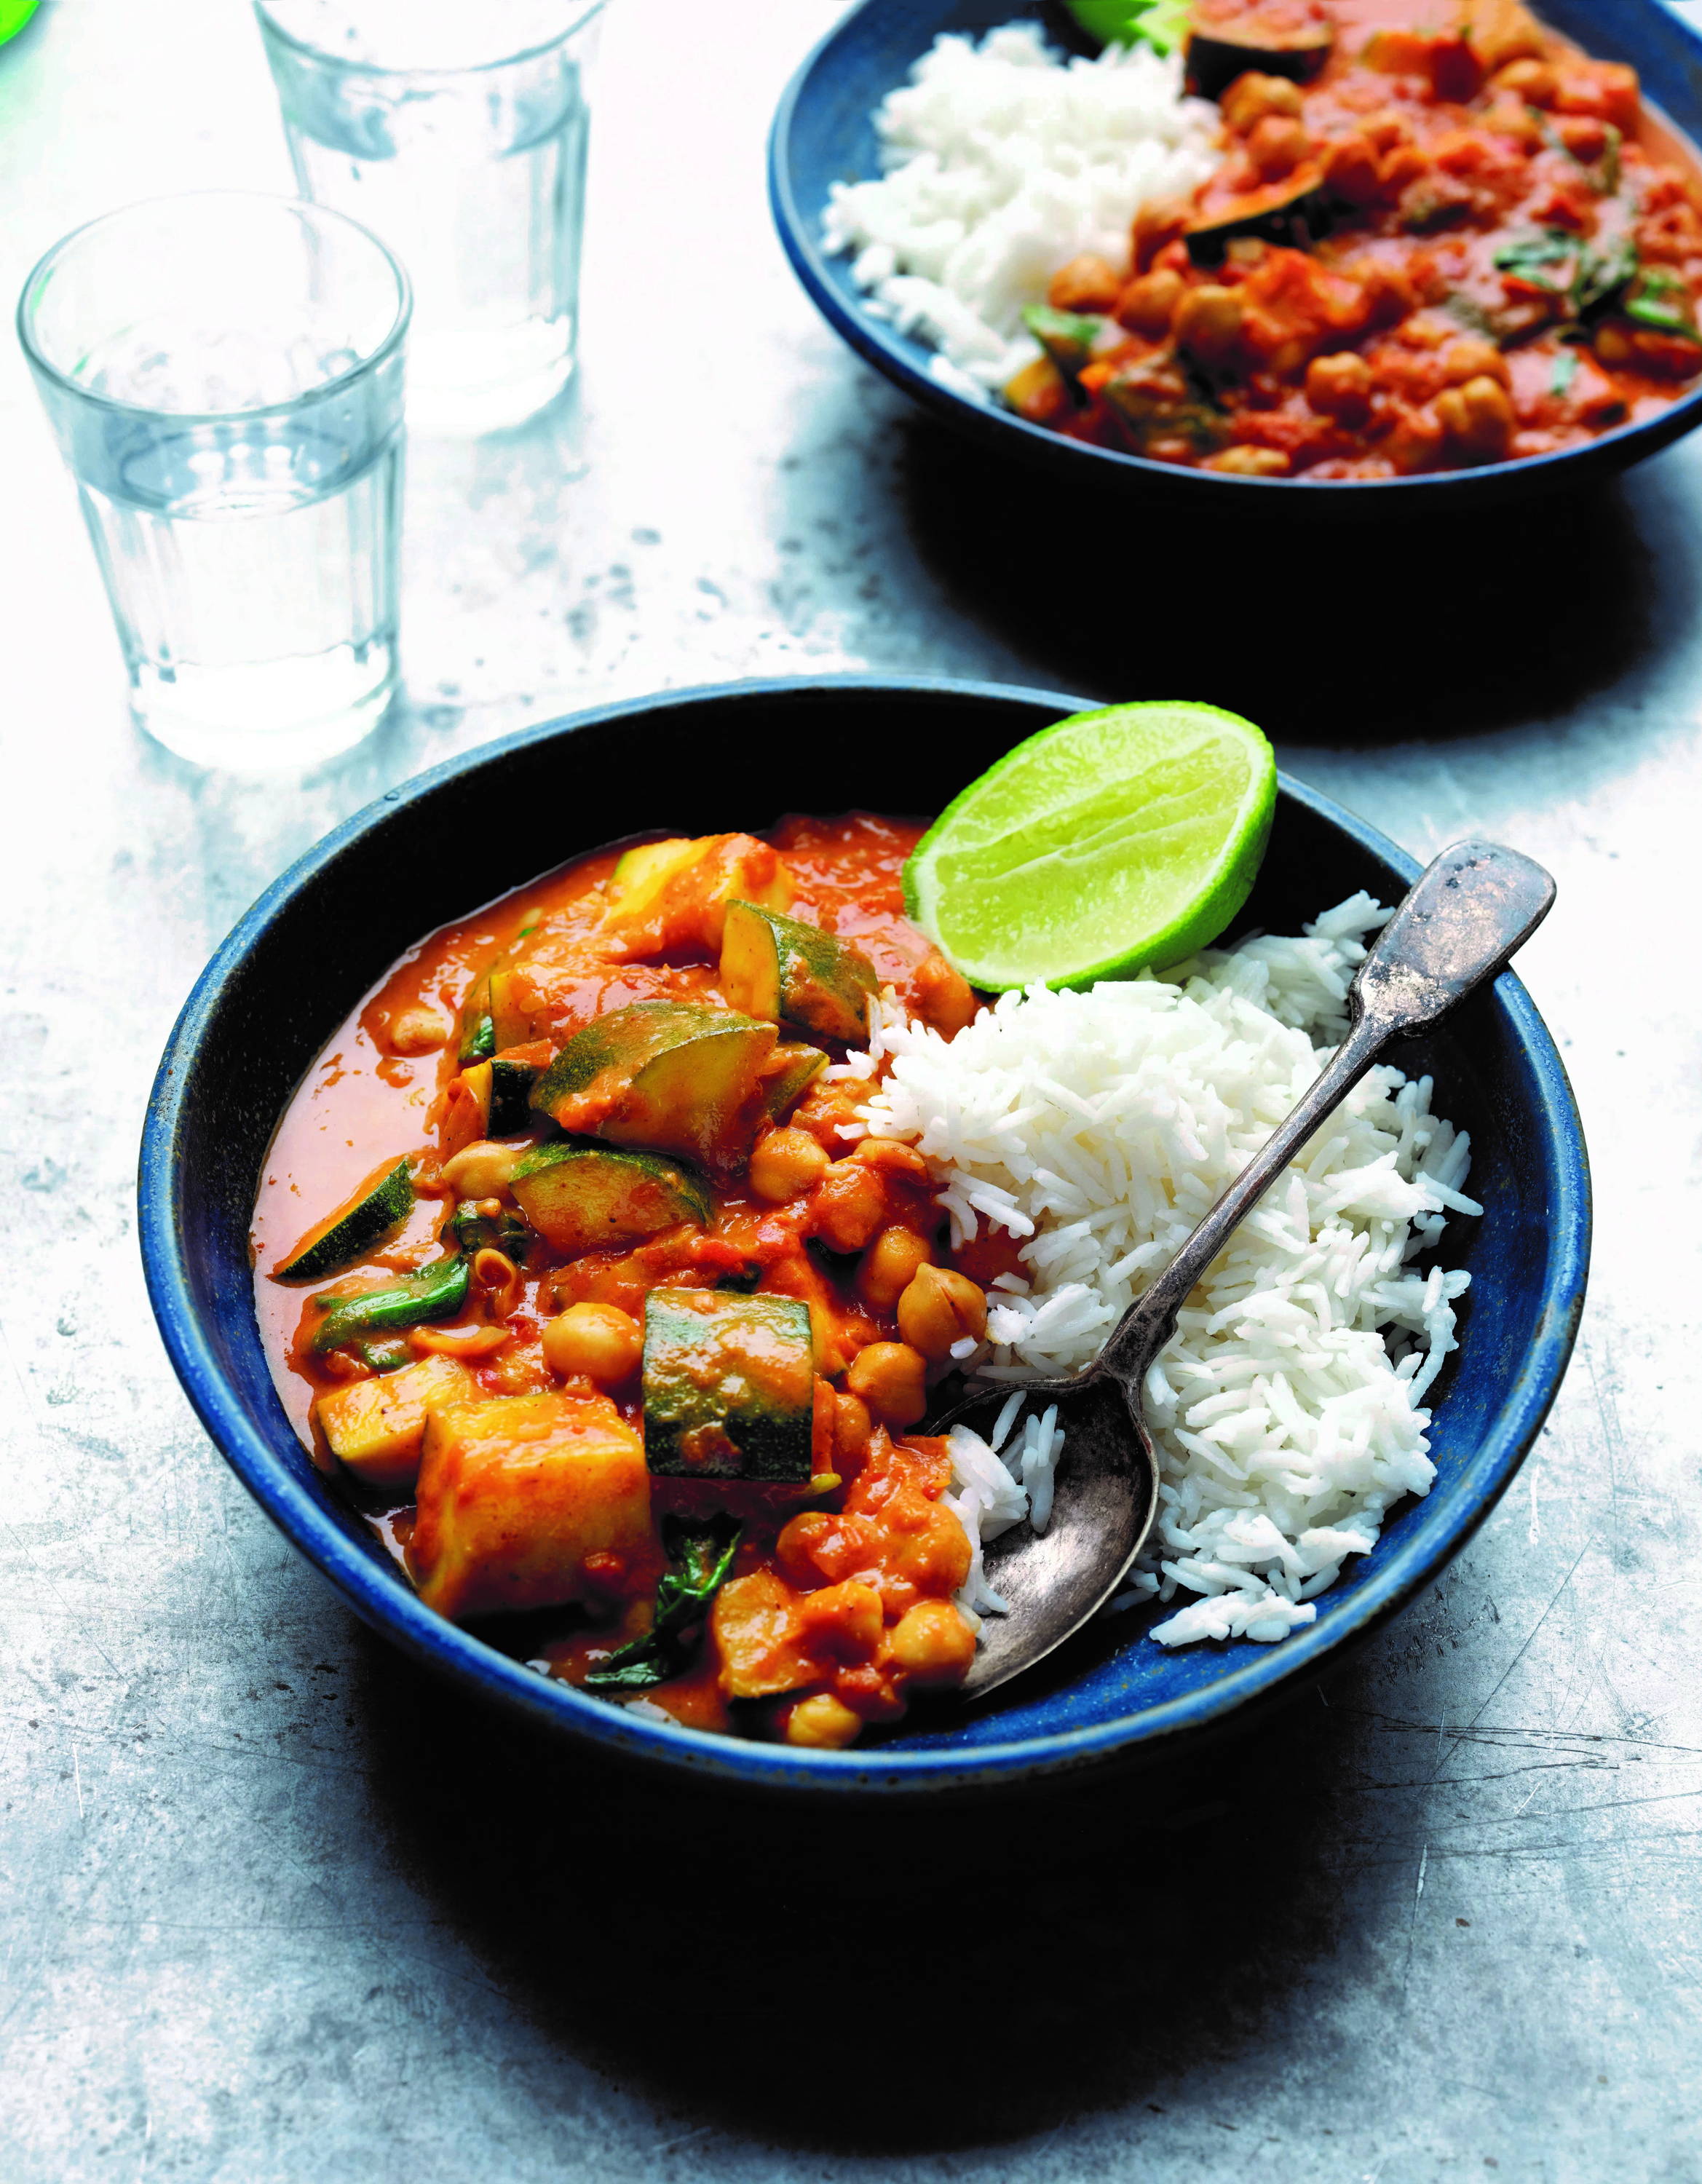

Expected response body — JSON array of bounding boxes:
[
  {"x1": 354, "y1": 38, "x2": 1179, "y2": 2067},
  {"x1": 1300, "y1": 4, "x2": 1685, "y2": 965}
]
[
  {"x1": 853, "y1": 898, "x2": 1481, "y2": 1647},
  {"x1": 820, "y1": 22, "x2": 1219, "y2": 399}
]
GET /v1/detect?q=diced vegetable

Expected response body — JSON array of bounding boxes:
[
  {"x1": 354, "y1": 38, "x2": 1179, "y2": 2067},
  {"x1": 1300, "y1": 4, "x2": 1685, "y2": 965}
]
[
  {"x1": 1187, "y1": 0, "x2": 1333, "y2": 98},
  {"x1": 642, "y1": 1288, "x2": 815, "y2": 1482},
  {"x1": 408, "y1": 1389, "x2": 654, "y2": 1620},
  {"x1": 719, "y1": 901, "x2": 878, "y2": 1046},
  {"x1": 711, "y1": 1567, "x2": 820, "y2": 1699},
  {"x1": 583, "y1": 1514, "x2": 743, "y2": 1691},
  {"x1": 510, "y1": 1140, "x2": 711, "y2": 1255},
  {"x1": 276, "y1": 1158, "x2": 413, "y2": 1281},
  {"x1": 604, "y1": 832, "x2": 794, "y2": 954},
  {"x1": 314, "y1": 1353, "x2": 479, "y2": 1491},
  {"x1": 309, "y1": 1254, "x2": 470, "y2": 1353},
  {"x1": 458, "y1": 995, "x2": 496, "y2": 1065},
  {"x1": 760, "y1": 1042, "x2": 828, "y2": 1121},
  {"x1": 531, "y1": 1000, "x2": 777, "y2": 1171}
]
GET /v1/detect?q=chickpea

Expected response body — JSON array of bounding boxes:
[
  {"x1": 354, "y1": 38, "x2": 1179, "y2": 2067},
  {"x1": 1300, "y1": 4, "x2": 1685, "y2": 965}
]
[
  {"x1": 472, "y1": 1247, "x2": 522, "y2": 1318},
  {"x1": 1173, "y1": 285, "x2": 1244, "y2": 370},
  {"x1": 1246, "y1": 114, "x2": 1311, "y2": 181},
  {"x1": 1556, "y1": 114, "x2": 1607, "y2": 162},
  {"x1": 1489, "y1": 57, "x2": 1556, "y2": 106},
  {"x1": 1131, "y1": 194, "x2": 1190, "y2": 271},
  {"x1": 1594, "y1": 321, "x2": 1634, "y2": 367},
  {"x1": 833, "y1": 1390, "x2": 873, "y2": 1466},
  {"x1": 1115, "y1": 266, "x2": 1185, "y2": 338},
  {"x1": 797, "y1": 1578, "x2": 884, "y2": 1661},
  {"x1": 1046, "y1": 252, "x2": 1124, "y2": 314},
  {"x1": 541, "y1": 1302, "x2": 641, "y2": 1385},
  {"x1": 1480, "y1": 98, "x2": 1545, "y2": 151},
  {"x1": 749, "y1": 1125, "x2": 828, "y2": 1204},
  {"x1": 887, "y1": 1599, "x2": 978, "y2": 1688},
  {"x1": 810, "y1": 1160, "x2": 887, "y2": 1253},
  {"x1": 1221, "y1": 71, "x2": 1302, "y2": 132},
  {"x1": 1435, "y1": 373, "x2": 1515, "y2": 462},
  {"x1": 911, "y1": 951, "x2": 979, "y2": 1036},
  {"x1": 1305, "y1": 349, "x2": 1374, "y2": 422},
  {"x1": 785, "y1": 1693, "x2": 863, "y2": 1749},
  {"x1": 1385, "y1": 400, "x2": 1446, "y2": 472},
  {"x1": 1438, "y1": 336, "x2": 1510, "y2": 389},
  {"x1": 386, "y1": 1005, "x2": 450, "y2": 1056},
  {"x1": 1203, "y1": 444, "x2": 1291, "y2": 476},
  {"x1": 1323, "y1": 135, "x2": 1382, "y2": 208},
  {"x1": 844, "y1": 1340, "x2": 929, "y2": 1430},
  {"x1": 896, "y1": 1264, "x2": 989, "y2": 1362},
  {"x1": 859, "y1": 1224, "x2": 933, "y2": 1310},
  {"x1": 441, "y1": 1139, "x2": 523, "y2": 1200}
]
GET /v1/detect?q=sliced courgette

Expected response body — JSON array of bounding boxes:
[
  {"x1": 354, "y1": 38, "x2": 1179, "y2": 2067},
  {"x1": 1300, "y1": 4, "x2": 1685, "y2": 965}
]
[
  {"x1": 531, "y1": 1000, "x2": 777, "y2": 1171},
  {"x1": 509, "y1": 1140, "x2": 711, "y2": 1255},
  {"x1": 1184, "y1": 167, "x2": 1332, "y2": 265},
  {"x1": 604, "y1": 833, "x2": 795, "y2": 954},
  {"x1": 761, "y1": 1042, "x2": 828, "y2": 1121},
  {"x1": 277, "y1": 1158, "x2": 413, "y2": 1281},
  {"x1": 309, "y1": 1254, "x2": 470, "y2": 1354},
  {"x1": 642, "y1": 1288, "x2": 815, "y2": 1482},
  {"x1": 719, "y1": 902, "x2": 878, "y2": 1046},
  {"x1": 1187, "y1": 0, "x2": 1333, "y2": 99}
]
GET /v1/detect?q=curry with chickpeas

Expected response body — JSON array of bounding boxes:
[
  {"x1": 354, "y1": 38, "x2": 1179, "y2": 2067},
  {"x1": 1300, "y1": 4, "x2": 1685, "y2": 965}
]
[
  {"x1": 1006, "y1": 0, "x2": 1702, "y2": 475},
  {"x1": 254, "y1": 818, "x2": 1008, "y2": 1749}
]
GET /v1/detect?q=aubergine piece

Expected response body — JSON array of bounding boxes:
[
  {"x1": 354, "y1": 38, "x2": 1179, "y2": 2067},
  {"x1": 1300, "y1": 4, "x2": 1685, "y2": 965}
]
[
  {"x1": 1186, "y1": 0, "x2": 1333, "y2": 99},
  {"x1": 1184, "y1": 164, "x2": 1331, "y2": 266}
]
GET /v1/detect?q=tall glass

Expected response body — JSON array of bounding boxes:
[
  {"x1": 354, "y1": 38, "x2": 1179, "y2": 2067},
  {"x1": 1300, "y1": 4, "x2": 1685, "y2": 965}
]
[
  {"x1": 18, "y1": 193, "x2": 409, "y2": 771},
  {"x1": 255, "y1": 0, "x2": 606, "y2": 435}
]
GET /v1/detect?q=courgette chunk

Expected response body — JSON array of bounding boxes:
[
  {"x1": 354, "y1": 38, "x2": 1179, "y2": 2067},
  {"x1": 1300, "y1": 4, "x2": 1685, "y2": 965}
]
[
  {"x1": 531, "y1": 1000, "x2": 777, "y2": 1171},
  {"x1": 605, "y1": 833, "x2": 794, "y2": 954},
  {"x1": 277, "y1": 1158, "x2": 414, "y2": 1281},
  {"x1": 1185, "y1": 167, "x2": 1332, "y2": 266},
  {"x1": 761, "y1": 1042, "x2": 828, "y2": 1121},
  {"x1": 1020, "y1": 302, "x2": 1106, "y2": 385},
  {"x1": 1187, "y1": 0, "x2": 1333, "y2": 98},
  {"x1": 309, "y1": 1254, "x2": 470, "y2": 1353},
  {"x1": 643, "y1": 1289, "x2": 815, "y2": 1482},
  {"x1": 720, "y1": 901, "x2": 879, "y2": 1045},
  {"x1": 314, "y1": 1353, "x2": 479, "y2": 1491},
  {"x1": 510, "y1": 1140, "x2": 711, "y2": 1255}
]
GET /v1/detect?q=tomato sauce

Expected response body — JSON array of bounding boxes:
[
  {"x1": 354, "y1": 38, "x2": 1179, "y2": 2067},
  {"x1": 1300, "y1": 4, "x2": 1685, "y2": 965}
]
[
  {"x1": 1006, "y1": 0, "x2": 1702, "y2": 475},
  {"x1": 253, "y1": 815, "x2": 991, "y2": 1749}
]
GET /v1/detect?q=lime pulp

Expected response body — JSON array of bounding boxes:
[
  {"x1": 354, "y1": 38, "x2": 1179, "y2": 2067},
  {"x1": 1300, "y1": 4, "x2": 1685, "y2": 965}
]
[{"x1": 903, "y1": 700, "x2": 1278, "y2": 991}]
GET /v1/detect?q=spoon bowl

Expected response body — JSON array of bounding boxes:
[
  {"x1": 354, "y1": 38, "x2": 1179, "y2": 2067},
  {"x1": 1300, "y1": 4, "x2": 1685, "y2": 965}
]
[{"x1": 938, "y1": 839, "x2": 1556, "y2": 1704}]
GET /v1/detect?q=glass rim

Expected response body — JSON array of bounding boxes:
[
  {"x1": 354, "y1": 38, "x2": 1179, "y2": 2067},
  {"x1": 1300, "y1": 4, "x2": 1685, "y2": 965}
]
[
  {"x1": 15, "y1": 189, "x2": 413, "y2": 427},
  {"x1": 251, "y1": 0, "x2": 608, "y2": 79}
]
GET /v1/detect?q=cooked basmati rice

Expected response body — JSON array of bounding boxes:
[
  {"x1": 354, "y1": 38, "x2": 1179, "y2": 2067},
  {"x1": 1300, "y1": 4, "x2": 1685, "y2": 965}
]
[
  {"x1": 820, "y1": 22, "x2": 1219, "y2": 399},
  {"x1": 852, "y1": 897, "x2": 1480, "y2": 1647}
]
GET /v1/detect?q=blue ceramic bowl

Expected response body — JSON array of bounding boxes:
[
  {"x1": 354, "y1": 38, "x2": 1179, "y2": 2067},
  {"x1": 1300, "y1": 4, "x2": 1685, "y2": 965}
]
[
  {"x1": 140, "y1": 678, "x2": 1590, "y2": 1792},
  {"x1": 769, "y1": 0, "x2": 1702, "y2": 510}
]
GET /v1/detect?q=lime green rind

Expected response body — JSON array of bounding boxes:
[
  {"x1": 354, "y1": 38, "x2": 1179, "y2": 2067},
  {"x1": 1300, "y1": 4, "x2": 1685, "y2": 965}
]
[{"x1": 904, "y1": 700, "x2": 1276, "y2": 992}]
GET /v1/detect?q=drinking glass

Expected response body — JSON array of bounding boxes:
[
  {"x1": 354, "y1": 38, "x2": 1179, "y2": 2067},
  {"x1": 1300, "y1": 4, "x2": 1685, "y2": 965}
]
[
  {"x1": 255, "y1": 0, "x2": 607, "y2": 435},
  {"x1": 18, "y1": 193, "x2": 409, "y2": 771}
]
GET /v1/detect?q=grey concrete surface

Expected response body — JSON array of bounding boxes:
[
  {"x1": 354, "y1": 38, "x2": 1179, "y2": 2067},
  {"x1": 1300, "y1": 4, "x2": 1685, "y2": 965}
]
[{"x1": 2, "y1": 2, "x2": 1699, "y2": 2178}]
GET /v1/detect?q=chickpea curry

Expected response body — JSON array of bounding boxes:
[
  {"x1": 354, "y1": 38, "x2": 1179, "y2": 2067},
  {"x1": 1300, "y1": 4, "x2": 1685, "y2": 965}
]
[
  {"x1": 253, "y1": 818, "x2": 1004, "y2": 1750},
  {"x1": 1006, "y1": 0, "x2": 1702, "y2": 475}
]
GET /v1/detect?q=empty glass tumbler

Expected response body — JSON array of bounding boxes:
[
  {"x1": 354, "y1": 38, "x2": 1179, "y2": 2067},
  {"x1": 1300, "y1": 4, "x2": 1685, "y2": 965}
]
[
  {"x1": 19, "y1": 193, "x2": 409, "y2": 770},
  {"x1": 255, "y1": 0, "x2": 607, "y2": 435}
]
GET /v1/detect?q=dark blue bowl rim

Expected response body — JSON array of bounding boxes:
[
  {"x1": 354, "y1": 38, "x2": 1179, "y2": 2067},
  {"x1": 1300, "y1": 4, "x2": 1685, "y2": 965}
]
[
  {"x1": 766, "y1": 0, "x2": 1702, "y2": 500},
  {"x1": 139, "y1": 674, "x2": 1591, "y2": 1793}
]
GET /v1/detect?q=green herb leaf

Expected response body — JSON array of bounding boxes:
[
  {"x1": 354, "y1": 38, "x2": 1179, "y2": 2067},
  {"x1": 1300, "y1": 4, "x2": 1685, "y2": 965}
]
[
  {"x1": 458, "y1": 1012, "x2": 496, "y2": 1065},
  {"x1": 584, "y1": 1515, "x2": 743, "y2": 1693},
  {"x1": 1493, "y1": 227, "x2": 1577, "y2": 292},
  {"x1": 1549, "y1": 347, "x2": 1579, "y2": 397},
  {"x1": 1623, "y1": 264, "x2": 1702, "y2": 341}
]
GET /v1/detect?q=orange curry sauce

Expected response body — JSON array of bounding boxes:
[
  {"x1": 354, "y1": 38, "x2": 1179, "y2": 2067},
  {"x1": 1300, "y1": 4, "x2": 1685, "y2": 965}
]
[
  {"x1": 253, "y1": 816, "x2": 1015, "y2": 1748},
  {"x1": 1008, "y1": 0, "x2": 1702, "y2": 475}
]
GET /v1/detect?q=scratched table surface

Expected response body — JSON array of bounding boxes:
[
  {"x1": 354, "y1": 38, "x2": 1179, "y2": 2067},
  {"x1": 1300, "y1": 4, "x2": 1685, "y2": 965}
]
[{"x1": 2, "y1": 1, "x2": 1698, "y2": 2177}]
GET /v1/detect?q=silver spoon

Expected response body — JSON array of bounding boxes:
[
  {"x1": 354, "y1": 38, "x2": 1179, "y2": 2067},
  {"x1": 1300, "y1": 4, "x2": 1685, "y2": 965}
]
[{"x1": 935, "y1": 840, "x2": 1556, "y2": 1702}]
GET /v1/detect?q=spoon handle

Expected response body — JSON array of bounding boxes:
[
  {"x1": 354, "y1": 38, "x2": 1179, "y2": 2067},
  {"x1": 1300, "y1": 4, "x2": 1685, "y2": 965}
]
[{"x1": 1094, "y1": 841, "x2": 1554, "y2": 1388}]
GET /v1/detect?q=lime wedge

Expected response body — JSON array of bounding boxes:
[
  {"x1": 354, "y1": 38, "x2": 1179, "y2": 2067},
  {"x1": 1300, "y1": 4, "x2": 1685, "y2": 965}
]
[{"x1": 904, "y1": 700, "x2": 1276, "y2": 991}]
